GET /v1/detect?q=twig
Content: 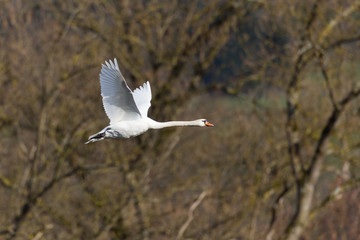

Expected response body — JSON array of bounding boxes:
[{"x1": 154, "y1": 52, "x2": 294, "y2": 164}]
[
  {"x1": 310, "y1": 178, "x2": 360, "y2": 219},
  {"x1": 318, "y1": 1, "x2": 360, "y2": 45},
  {"x1": 318, "y1": 53, "x2": 338, "y2": 109},
  {"x1": 176, "y1": 190, "x2": 208, "y2": 240},
  {"x1": 308, "y1": 86, "x2": 360, "y2": 173},
  {"x1": 266, "y1": 181, "x2": 290, "y2": 240},
  {"x1": 326, "y1": 34, "x2": 360, "y2": 50}
]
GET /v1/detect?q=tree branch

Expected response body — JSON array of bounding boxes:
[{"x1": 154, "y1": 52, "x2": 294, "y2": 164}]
[
  {"x1": 266, "y1": 181, "x2": 290, "y2": 240},
  {"x1": 310, "y1": 178, "x2": 360, "y2": 219},
  {"x1": 176, "y1": 190, "x2": 208, "y2": 240},
  {"x1": 2, "y1": 163, "x2": 118, "y2": 239},
  {"x1": 326, "y1": 34, "x2": 360, "y2": 50},
  {"x1": 318, "y1": 1, "x2": 360, "y2": 45},
  {"x1": 283, "y1": 86, "x2": 360, "y2": 240},
  {"x1": 318, "y1": 53, "x2": 338, "y2": 109}
]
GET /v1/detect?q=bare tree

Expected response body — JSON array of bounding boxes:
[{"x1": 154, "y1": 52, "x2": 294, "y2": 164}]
[{"x1": 0, "y1": 1, "x2": 360, "y2": 240}]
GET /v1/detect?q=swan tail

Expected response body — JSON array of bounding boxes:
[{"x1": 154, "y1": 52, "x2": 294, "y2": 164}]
[{"x1": 85, "y1": 131, "x2": 106, "y2": 144}]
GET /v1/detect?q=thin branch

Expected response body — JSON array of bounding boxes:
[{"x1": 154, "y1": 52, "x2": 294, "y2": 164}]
[
  {"x1": 310, "y1": 178, "x2": 360, "y2": 218},
  {"x1": 176, "y1": 190, "x2": 208, "y2": 240},
  {"x1": 2, "y1": 163, "x2": 118, "y2": 239},
  {"x1": 266, "y1": 181, "x2": 290, "y2": 240},
  {"x1": 284, "y1": 48, "x2": 314, "y2": 238},
  {"x1": 318, "y1": 1, "x2": 360, "y2": 45},
  {"x1": 307, "y1": 86, "x2": 360, "y2": 173},
  {"x1": 318, "y1": 53, "x2": 338, "y2": 109},
  {"x1": 325, "y1": 34, "x2": 360, "y2": 50},
  {"x1": 303, "y1": 0, "x2": 321, "y2": 42},
  {"x1": 339, "y1": 86, "x2": 360, "y2": 107}
]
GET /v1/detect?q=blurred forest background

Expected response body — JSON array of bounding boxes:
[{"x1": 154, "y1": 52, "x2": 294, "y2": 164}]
[{"x1": 1, "y1": 0, "x2": 360, "y2": 239}]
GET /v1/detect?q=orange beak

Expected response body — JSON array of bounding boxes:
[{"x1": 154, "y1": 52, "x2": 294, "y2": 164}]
[{"x1": 205, "y1": 121, "x2": 214, "y2": 127}]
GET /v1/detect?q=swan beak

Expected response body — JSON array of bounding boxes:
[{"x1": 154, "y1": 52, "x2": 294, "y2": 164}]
[{"x1": 205, "y1": 121, "x2": 214, "y2": 127}]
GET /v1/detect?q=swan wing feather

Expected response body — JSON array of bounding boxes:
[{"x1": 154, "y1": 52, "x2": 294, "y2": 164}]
[
  {"x1": 132, "y1": 81, "x2": 152, "y2": 117},
  {"x1": 100, "y1": 59, "x2": 141, "y2": 124}
]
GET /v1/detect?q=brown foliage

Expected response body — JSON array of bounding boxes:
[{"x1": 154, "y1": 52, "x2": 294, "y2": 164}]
[{"x1": 0, "y1": 0, "x2": 360, "y2": 240}]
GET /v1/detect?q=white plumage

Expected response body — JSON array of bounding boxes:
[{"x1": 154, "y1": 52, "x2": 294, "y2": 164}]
[
  {"x1": 86, "y1": 58, "x2": 213, "y2": 144},
  {"x1": 132, "y1": 81, "x2": 151, "y2": 118},
  {"x1": 100, "y1": 59, "x2": 141, "y2": 123}
]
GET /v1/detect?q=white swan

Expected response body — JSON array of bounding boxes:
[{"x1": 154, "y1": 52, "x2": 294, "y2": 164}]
[{"x1": 85, "y1": 58, "x2": 214, "y2": 144}]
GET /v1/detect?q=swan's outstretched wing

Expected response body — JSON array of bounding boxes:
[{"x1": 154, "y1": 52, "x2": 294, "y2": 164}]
[
  {"x1": 100, "y1": 59, "x2": 141, "y2": 124},
  {"x1": 132, "y1": 81, "x2": 152, "y2": 117}
]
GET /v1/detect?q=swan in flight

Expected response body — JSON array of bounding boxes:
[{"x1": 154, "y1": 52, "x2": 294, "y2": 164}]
[{"x1": 85, "y1": 58, "x2": 214, "y2": 144}]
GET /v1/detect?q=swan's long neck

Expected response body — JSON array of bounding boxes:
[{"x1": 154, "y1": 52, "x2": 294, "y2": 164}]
[{"x1": 148, "y1": 119, "x2": 201, "y2": 129}]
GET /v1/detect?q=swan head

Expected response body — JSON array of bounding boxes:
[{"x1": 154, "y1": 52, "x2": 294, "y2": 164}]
[{"x1": 199, "y1": 119, "x2": 214, "y2": 127}]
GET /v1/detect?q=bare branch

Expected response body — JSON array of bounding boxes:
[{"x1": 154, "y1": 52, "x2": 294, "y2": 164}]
[
  {"x1": 326, "y1": 34, "x2": 360, "y2": 50},
  {"x1": 279, "y1": 2, "x2": 360, "y2": 239},
  {"x1": 266, "y1": 181, "x2": 290, "y2": 240},
  {"x1": 303, "y1": 0, "x2": 321, "y2": 42},
  {"x1": 310, "y1": 178, "x2": 360, "y2": 218},
  {"x1": 176, "y1": 190, "x2": 208, "y2": 240},
  {"x1": 318, "y1": 53, "x2": 338, "y2": 109},
  {"x1": 318, "y1": 1, "x2": 360, "y2": 45},
  {"x1": 283, "y1": 86, "x2": 360, "y2": 240},
  {"x1": 2, "y1": 163, "x2": 118, "y2": 240},
  {"x1": 308, "y1": 86, "x2": 360, "y2": 173}
]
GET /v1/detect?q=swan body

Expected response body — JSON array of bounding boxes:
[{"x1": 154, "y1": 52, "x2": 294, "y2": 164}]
[{"x1": 86, "y1": 58, "x2": 213, "y2": 144}]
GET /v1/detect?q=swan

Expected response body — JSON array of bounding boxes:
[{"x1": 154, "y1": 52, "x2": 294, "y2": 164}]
[{"x1": 85, "y1": 58, "x2": 214, "y2": 144}]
